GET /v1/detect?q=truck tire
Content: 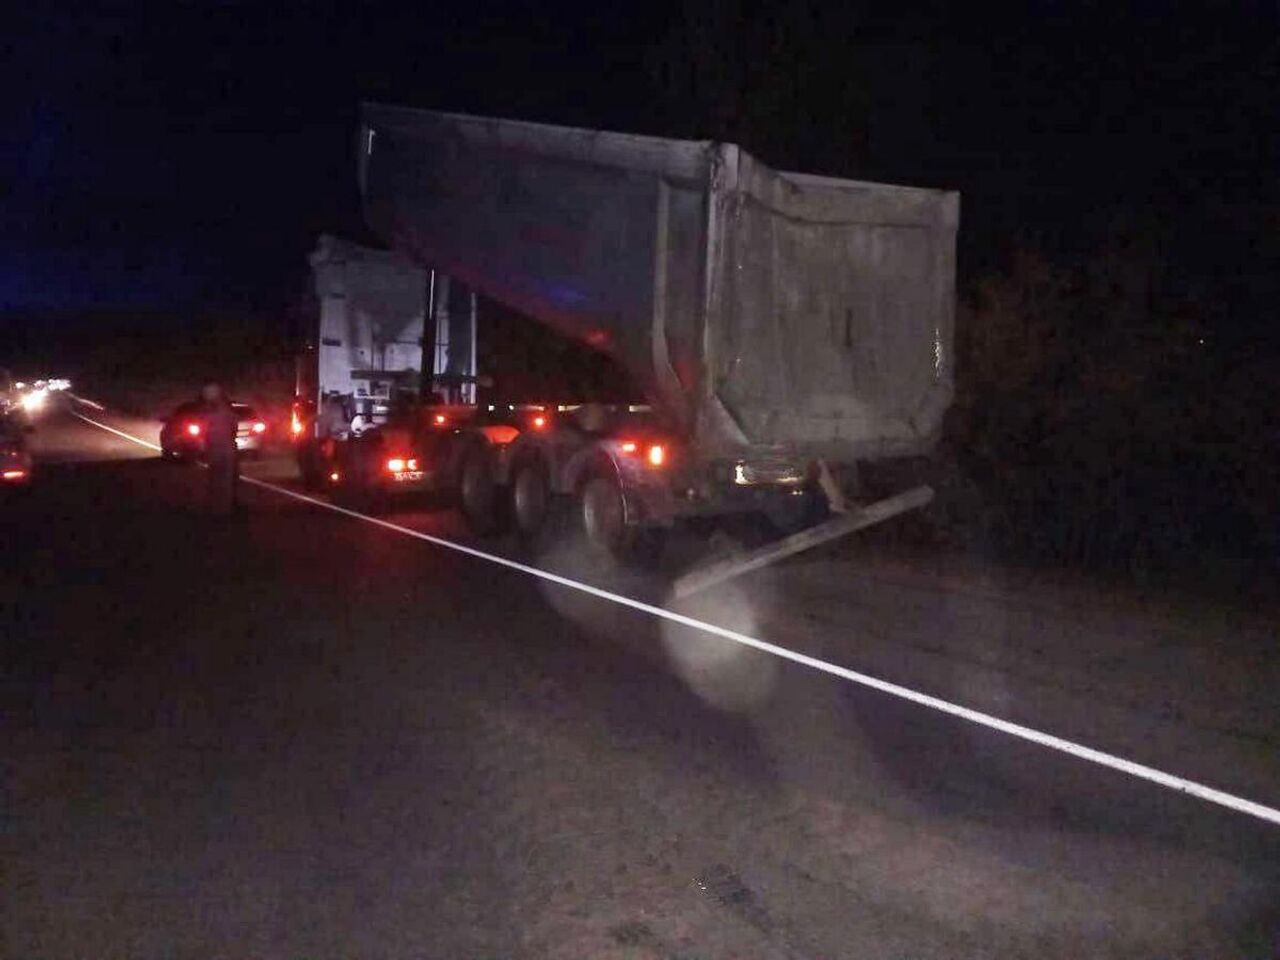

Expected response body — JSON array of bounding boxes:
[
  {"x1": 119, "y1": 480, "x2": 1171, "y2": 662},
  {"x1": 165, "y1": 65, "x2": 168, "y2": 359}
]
[
  {"x1": 579, "y1": 473, "x2": 625, "y2": 557},
  {"x1": 459, "y1": 444, "x2": 507, "y2": 536},
  {"x1": 578, "y1": 472, "x2": 666, "y2": 566},
  {"x1": 297, "y1": 440, "x2": 324, "y2": 490},
  {"x1": 510, "y1": 455, "x2": 554, "y2": 549},
  {"x1": 764, "y1": 487, "x2": 828, "y2": 536},
  {"x1": 332, "y1": 444, "x2": 387, "y2": 514}
]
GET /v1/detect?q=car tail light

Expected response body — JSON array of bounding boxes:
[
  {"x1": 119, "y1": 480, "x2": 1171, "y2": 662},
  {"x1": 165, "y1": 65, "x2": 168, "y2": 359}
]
[
  {"x1": 186, "y1": 422, "x2": 201, "y2": 437},
  {"x1": 407, "y1": 458, "x2": 418, "y2": 471},
  {"x1": 620, "y1": 440, "x2": 638, "y2": 454},
  {"x1": 252, "y1": 421, "x2": 266, "y2": 434},
  {"x1": 290, "y1": 413, "x2": 304, "y2": 436},
  {"x1": 2, "y1": 469, "x2": 27, "y2": 481},
  {"x1": 329, "y1": 471, "x2": 341, "y2": 483},
  {"x1": 433, "y1": 413, "x2": 447, "y2": 426},
  {"x1": 647, "y1": 444, "x2": 666, "y2": 467},
  {"x1": 386, "y1": 457, "x2": 406, "y2": 473},
  {"x1": 532, "y1": 414, "x2": 547, "y2": 429}
]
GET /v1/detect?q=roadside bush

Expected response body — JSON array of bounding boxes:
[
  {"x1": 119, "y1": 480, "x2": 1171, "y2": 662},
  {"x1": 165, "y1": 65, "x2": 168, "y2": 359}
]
[{"x1": 946, "y1": 240, "x2": 1277, "y2": 590}]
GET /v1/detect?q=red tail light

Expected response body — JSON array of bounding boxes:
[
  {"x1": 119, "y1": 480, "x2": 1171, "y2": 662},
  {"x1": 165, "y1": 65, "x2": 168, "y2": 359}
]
[
  {"x1": 329, "y1": 471, "x2": 341, "y2": 483},
  {"x1": 386, "y1": 457, "x2": 406, "y2": 473},
  {"x1": 407, "y1": 458, "x2": 418, "y2": 471},
  {"x1": 481, "y1": 425, "x2": 519, "y2": 445},
  {"x1": 2, "y1": 469, "x2": 27, "y2": 481},
  {"x1": 433, "y1": 413, "x2": 447, "y2": 426},
  {"x1": 618, "y1": 439, "x2": 666, "y2": 467},
  {"x1": 186, "y1": 422, "x2": 202, "y2": 437},
  {"x1": 532, "y1": 414, "x2": 547, "y2": 429},
  {"x1": 290, "y1": 413, "x2": 304, "y2": 436},
  {"x1": 252, "y1": 421, "x2": 266, "y2": 434}
]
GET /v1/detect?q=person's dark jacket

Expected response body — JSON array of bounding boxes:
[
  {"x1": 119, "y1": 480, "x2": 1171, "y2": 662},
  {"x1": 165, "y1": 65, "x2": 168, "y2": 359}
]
[{"x1": 203, "y1": 399, "x2": 238, "y2": 462}]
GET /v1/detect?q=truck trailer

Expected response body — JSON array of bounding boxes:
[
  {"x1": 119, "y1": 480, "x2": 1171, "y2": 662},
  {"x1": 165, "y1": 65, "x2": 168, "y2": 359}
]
[{"x1": 295, "y1": 104, "x2": 959, "y2": 562}]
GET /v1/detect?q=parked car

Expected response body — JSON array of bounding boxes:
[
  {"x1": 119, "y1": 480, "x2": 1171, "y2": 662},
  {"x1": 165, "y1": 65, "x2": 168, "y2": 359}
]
[{"x1": 159, "y1": 401, "x2": 268, "y2": 461}]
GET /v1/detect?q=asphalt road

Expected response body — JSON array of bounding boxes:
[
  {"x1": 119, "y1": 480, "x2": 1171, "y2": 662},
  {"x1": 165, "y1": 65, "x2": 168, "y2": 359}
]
[{"x1": 5, "y1": 400, "x2": 1279, "y2": 959}]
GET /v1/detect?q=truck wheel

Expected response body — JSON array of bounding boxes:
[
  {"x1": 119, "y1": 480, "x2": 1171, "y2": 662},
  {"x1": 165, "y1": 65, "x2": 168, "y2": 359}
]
[
  {"x1": 332, "y1": 446, "x2": 386, "y2": 513},
  {"x1": 511, "y1": 456, "x2": 554, "y2": 548},
  {"x1": 460, "y1": 445, "x2": 507, "y2": 536},
  {"x1": 764, "y1": 488, "x2": 828, "y2": 536},
  {"x1": 579, "y1": 473, "x2": 628, "y2": 559},
  {"x1": 333, "y1": 465, "x2": 371, "y2": 511},
  {"x1": 297, "y1": 441, "x2": 323, "y2": 490},
  {"x1": 578, "y1": 472, "x2": 666, "y2": 566}
]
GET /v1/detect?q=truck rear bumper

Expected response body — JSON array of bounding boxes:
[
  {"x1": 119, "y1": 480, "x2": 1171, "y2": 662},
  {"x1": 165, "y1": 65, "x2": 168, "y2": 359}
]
[
  {"x1": 624, "y1": 474, "x2": 822, "y2": 528},
  {"x1": 371, "y1": 470, "x2": 438, "y2": 495}
]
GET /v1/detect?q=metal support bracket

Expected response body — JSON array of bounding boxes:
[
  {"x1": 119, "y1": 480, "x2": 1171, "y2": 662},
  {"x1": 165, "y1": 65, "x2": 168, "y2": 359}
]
[{"x1": 672, "y1": 485, "x2": 934, "y2": 599}]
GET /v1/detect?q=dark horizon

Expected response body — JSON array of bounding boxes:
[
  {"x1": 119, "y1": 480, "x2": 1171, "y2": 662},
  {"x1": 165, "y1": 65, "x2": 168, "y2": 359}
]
[{"x1": 4, "y1": 2, "x2": 1275, "y2": 328}]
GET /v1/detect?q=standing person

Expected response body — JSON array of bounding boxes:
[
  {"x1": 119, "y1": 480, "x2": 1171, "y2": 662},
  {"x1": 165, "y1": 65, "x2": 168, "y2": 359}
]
[
  {"x1": 201, "y1": 382, "x2": 239, "y2": 514},
  {"x1": 318, "y1": 391, "x2": 348, "y2": 460}
]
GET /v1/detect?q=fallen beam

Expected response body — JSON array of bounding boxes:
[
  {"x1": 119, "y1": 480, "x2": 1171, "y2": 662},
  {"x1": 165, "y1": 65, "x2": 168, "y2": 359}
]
[{"x1": 672, "y1": 485, "x2": 935, "y2": 599}]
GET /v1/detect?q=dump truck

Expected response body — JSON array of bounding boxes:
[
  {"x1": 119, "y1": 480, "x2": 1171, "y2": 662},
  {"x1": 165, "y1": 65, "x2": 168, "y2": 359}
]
[{"x1": 296, "y1": 103, "x2": 958, "y2": 567}]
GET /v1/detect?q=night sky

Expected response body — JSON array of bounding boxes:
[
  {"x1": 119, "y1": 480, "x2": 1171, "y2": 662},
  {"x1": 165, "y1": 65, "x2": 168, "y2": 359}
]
[{"x1": 3, "y1": 2, "x2": 1276, "y2": 335}]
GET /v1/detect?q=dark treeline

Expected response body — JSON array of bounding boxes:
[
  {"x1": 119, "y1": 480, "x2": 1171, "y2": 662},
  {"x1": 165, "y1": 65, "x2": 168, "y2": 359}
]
[{"x1": 947, "y1": 232, "x2": 1278, "y2": 584}]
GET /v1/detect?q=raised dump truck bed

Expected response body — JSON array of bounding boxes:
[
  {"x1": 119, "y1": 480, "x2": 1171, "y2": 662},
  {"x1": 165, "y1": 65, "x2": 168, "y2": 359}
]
[{"x1": 359, "y1": 103, "x2": 958, "y2": 464}]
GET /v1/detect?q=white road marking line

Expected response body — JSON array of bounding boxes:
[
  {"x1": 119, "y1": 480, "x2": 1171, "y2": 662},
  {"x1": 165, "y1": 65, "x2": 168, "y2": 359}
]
[
  {"x1": 73, "y1": 410, "x2": 1280, "y2": 829},
  {"x1": 72, "y1": 411, "x2": 162, "y2": 451},
  {"x1": 69, "y1": 394, "x2": 107, "y2": 411}
]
